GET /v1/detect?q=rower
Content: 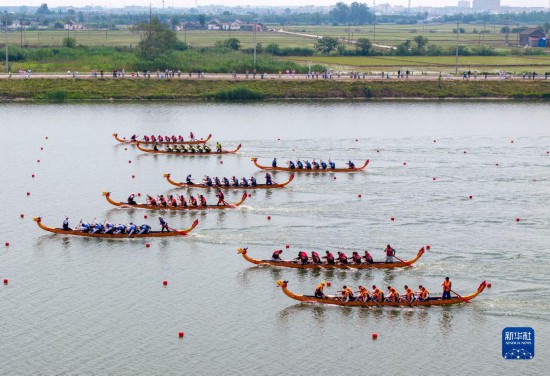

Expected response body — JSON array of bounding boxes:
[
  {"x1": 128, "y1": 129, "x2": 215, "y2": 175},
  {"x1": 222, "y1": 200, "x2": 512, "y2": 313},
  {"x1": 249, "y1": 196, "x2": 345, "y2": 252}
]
[
  {"x1": 384, "y1": 244, "x2": 396, "y2": 263},
  {"x1": 250, "y1": 176, "x2": 257, "y2": 186},
  {"x1": 79, "y1": 222, "x2": 91, "y2": 232},
  {"x1": 169, "y1": 195, "x2": 178, "y2": 207},
  {"x1": 372, "y1": 285, "x2": 384, "y2": 302},
  {"x1": 196, "y1": 145, "x2": 203, "y2": 153},
  {"x1": 305, "y1": 160, "x2": 312, "y2": 170},
  {"x1": 159, "y1": 217, "x2": 169, "y2": 232},
  {"x1": 62, "y1": 217, "x2": 71, "y2": 231},
  {"x1": 179, "y1": 195, "x2": 188, "y2": 207},
  {"x1": 137, "y1": 224, "x2": 151, "y2": 235},
  {"x1": 204, "y1": 145, "x2": 211, "y2": 153},
  {"x1": 103, "y1": 222, "x2": 114, "y2": 234},
  {"x1": 287, "y1": 161, "x2": 295, "y2": 169},
  {"x1": 204, "y1": 176, "x2": 213, "y2": 187},
  {"x1": 153, "y1": 144, "x2": 159, "y2": 151},
  {"x1": 189, "y1": 145, "x2": 196, "y2": 153},
  {"x1": 231, "y1": 176, "x2": 239, "y2": 187},
  {"x1": 90, "y1": 222, "x2": 103, "y2": 234},
  {"x1": 166, "y1": 146, "x2": 174, "y2": 152},
  {"x1": 295, "y1": 251, "x2": 309, "y2": 265},
  {"x1": 339, "y1": 285, "x2": 355, "y2": 302},
  {"x1": 127, "y1": 193, "x2": 137, "y2": 205},
  {"x1": 271, "y1": 249, "x2": 283, "y2": 262},
  {"x1": 131, "y1": 134, "x2": 137, "y2": 141},
  {"x1": 159, "y1": 195, "x2": 168, "y2": 207},
  {"x1": 186, "y1": 174, "x2": 193, "y2": 184},
  {"x1": 314, "y1": 282, "x2": 327, "y2": 299},
  {"x1": 113, "y1": 224, "x2": 126, "y2": 234},
  {"x1": 199, "y1": 194, "x2": 207, "y2": 206},
  {"x1": 190, "y1": 195, "x2": 198, "y2": 207},
  {"x1": 272, "y1": 158, "x2": 277, "y2": 168},
  {"x1": 347, "y1": 160, "x2": 355, "y2": 169},
  {"x1": 182, "y1": 145, "x2": 189, "y2": 153},
  {"x1": 178, "y1": 135, "x2": 184, "y2": 142},
  {"x1": 127, "y1": 223, "x2": 137, "y2": 236},
  {"x1": 158, "y1": 135, "x2": 164, "y2": 142},
  {"x1": 386, "y1": 286, "x2": 400, "y2": 302},
  {"x1": 356, "y1": 286, "x2": 371, "y2": 302},
  {"x1": 147, "y1": 195, "x2": 157, "y2": 206},
  {"x1": 364, "y1": 250, "x2": 374, "y2": 264},
  {"x1": 417, "y1": 285, "x2": 430, "y2": 301},
  {"x1": 216, "y1": 190, "x2": 228, "y2": 206},
  {"x1": 189, "y1": 131, "x2": 195, "y2": 140},
  {"x1": 352, "y1": 251, "x2": 362, "y2": 264},
  {"x1": 320, "y1": 160, "x2": 327, "y2": 170},
  {"x1": 144, "y1": 135, "x2": 150, "y2": 142},
  {"x1": 216, "y1": 142, "x2": 222, "y2": 152},
  {"x1": 151, "y1": 135, "x2": 157, "y2": 142},
  {"x1": 337, "y1": 251, "x2": 349, "y2": 265},
  {"x1": 171, "y1": 135, "x2": 177, "y2": 142},
  {"x1": 296, "y1": 160, "x2": 304, "y2": 169},
  {"x1": 214, "y1": 177, "x2": 222, "y2": 186},
  {"x1": 311, "y1": 251, "x2": 322, "y2": 264},
  {"x1": 222, "y1": 177, "x2": 230, "y2": 187},
  {"x1": 323, "y1": 250, "x2": 336, "y2": 265},
  {"x1": 404, "y1": 285, "x2": 416, "y2": 303},
  {"x1": 442, "y1": 277, "x2": 452, "y2": 300},
  {"x1": 312, "y1": 160, "x2": 320, "y2": 169},
  {"x1": 329, "y1": 160, "x2": 336, "y2": 169},
  {"x1": 241, "y1": 177, "x2": 249, "y2": 187},
  {"x1": 265, "y1": 173, "x2": 273, "y2": 185}
]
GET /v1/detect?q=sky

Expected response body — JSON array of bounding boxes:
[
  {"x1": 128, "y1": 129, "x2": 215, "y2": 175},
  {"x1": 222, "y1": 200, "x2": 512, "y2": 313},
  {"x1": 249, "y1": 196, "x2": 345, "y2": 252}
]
[{"x1": 3, "y1": 0, "x2": 549, "y2": 9}]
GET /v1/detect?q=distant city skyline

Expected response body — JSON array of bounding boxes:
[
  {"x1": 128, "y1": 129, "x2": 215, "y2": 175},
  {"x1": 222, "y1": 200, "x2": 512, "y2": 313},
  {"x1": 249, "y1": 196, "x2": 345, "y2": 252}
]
[{"x1": 1, "y1": 0, "x2": 549, "y2": 9}]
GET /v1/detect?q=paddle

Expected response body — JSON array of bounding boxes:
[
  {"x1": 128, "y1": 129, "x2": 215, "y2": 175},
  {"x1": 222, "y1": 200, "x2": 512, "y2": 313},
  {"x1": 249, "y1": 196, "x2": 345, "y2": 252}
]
[
  {"x1": 392, "y1": 255, "x2": 410, "y2": 265},
  {"x1": 451, "y1": 289, "x2": 471, "y2": 303}
]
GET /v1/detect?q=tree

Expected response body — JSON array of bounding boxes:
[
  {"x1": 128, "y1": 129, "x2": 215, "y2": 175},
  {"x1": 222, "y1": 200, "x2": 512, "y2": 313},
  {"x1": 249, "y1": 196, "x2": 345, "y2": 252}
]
[
  {"x1": 329, "y1": 2, "x2": 350, "y2": 24},
  {"x1": 349, "y1": 2, "x2": 372, "y2": 25},
  {"x1": 215, "y1": 38, "x2": 241, "y2": 50},
  {"x1": 355, "y1": 37, "x2": 372, "y2": 55},
  {"x1": 265, "y1": 43, "x2": 280, "y2": 55},
  {"x1": 131, "y1": 17, "x2": 180, "y2": 59},
  {"x1": 36, "y1": 3, "x2": 50, "y2": 15},
  {"x1": 315, "y1": 36, "x2": 340, "y2": 54},
  {"x1": 53, "y1": 20, "x2": 64, "y2": 29},
  {"x1": 77, "y1": 11, "x2": 85, "y2": 23},
  {"x1": 396, "y1": 40, "x2": 412, "y2": 55},
  {"x1": 63, "y1": 37, "x2": 76, "y2": 48},
  {"x1": 198, "y1": 15, "x2": 205, "y2": 26}
]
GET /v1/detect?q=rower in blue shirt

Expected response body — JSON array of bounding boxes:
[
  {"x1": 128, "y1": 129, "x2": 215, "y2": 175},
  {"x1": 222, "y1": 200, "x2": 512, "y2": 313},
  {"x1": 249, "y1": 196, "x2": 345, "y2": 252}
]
[
  {"x1": 214, "y1": 177, "x2": 221, "y2": 186},
  {"x1": 113, "y1": 224, "x2": 126, "y2": 234},
  {"x1": 186, "y1": 174, "x2": 193, "y2": 184},
  {"x1": 320, "y1": 160, "x2": 328, "y2": 170},
  {"x1": 103, "y1": 222, "x2": 114, "y2": 234},
  {"x1": 272, "y1": 158, "x2": 277, "y2": 167},
  {"x1": 347, "y1": 160, "x2": 355, "y2": 169},
  {"x1": 204, "y1": 176, "x2": 213, "y2": 187},
  {"x1": 250, "y1": 176, "x2": 257, "y2": 186},
  {"x1": 241, "y1": 177, "x2": 249, "y2": 187},
  {"x1": 137, "y1": 224, "x2": 151, "y2": 235},
  {"x1": 297, "y1": 160, "x2": 304, "y2": 169},
  {"x1": 127, "y1": 223, "x2": 137, "y2": 236},
  {"x1": 305, "y1": 160, "x2": 312, "y2": 170},
  {"x1": 222, "y1": 177, "x2": 230, "y2": 187},
  {"x1": 288, "y1": 161, "x2": 295, "y2": 169},
  {"x1": 329, "y1": 160, "x2": 336, "y2": 169},
  {"x1": 265, "y1": 173, "x2": 273, "y2": 185},
  {"x1": 91, "y1": 222, "x2": 103, "y2": 234}
]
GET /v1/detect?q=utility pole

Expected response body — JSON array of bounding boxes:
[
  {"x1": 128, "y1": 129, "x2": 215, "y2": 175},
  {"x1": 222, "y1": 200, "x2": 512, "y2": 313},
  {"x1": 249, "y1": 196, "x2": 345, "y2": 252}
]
[
  {"x1": 455, "y1": 20, "x2": 459, "y2": 75},
  {"x1": 373, "y1": 0, "x2": 376, "y2": 43},
  {"x1": 4, "y1": 11, "x2": 8, "y2": 74},
  {"x1": 253, "y1": 20, "x2": 257, "y2": 67},
  {"x1": 20, "y1": 18, "x2": 23, "y2": 47}
]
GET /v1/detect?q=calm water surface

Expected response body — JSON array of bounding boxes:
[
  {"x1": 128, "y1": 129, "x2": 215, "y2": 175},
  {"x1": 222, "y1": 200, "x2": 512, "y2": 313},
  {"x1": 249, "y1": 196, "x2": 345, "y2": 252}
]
[{"x1": 0, "y1": 101, "x2": 549, "y2": 375}]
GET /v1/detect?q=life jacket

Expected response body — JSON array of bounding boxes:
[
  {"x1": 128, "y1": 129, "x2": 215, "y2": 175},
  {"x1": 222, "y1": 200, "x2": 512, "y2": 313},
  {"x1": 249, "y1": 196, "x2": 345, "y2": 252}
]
[
  {"x1": 321, "y1": 162, "x2": 327, "y2": 169},
  {"x1": 330, "y1": 162, "x2": 336, "y2": 169},
  {"x1": 191, "y1": 197, "x2": 197, "y2": 206},
  {"x1": 160, "y1": 197, "x2": 167, "y2": 206},
  {"x1": 326, "y1": 252, "x2": 334, "y2": 260},
  {"x1": 344, "y1": 287, "x2": 354, "y2": 298},
  {"x1": 365, "y1": 252, "x2": 373, "y2": 262},
  {"x1": 315, "y1": 284, "x2": 324, "y2": 292},
  {"x1": 178, "y1": 136, "x2": 183, "y2": 142},
  {"x1": 171, "y1": 198, "x2": 177, "y2": 206},
  {"x1": 443, "y1": 281, "x2": 451, "y2": 292},
  {"x1": 272, "y1": 250, "x2": 282, "y2": 258},
  {"x1": 421, "y1": 289, "x2": 430, "y2": 299},
  {"x1": 353, "y1": 253, "x2": 361, "y2": 263},
  {"x1": 217, "y1": 192, "x2": 225, "y2": 200},
  {"x1": 299, "y1": 251, "x2": 308, "y2": 259},
  {"x1": 406, "y1": 289, "x2": 414, "y2": 301},
  {"x1": 312, "y1": 251, "x2": 320, "y2": 260},
  {"x1": 128, "y1": 194, "x2": 135, "y2": 202},
  {"x1": 339, "y1": 253, "x2": 347, "y2": 261},
  {"x1": 180, "y1": 196, "x2": 187, "y2": 206},
  {"x1": 200, "y1": 196, "x2": 207, "y2": 205},
  {"x1": 386, "y1": 247, "x2": 395, "y2": 257}
]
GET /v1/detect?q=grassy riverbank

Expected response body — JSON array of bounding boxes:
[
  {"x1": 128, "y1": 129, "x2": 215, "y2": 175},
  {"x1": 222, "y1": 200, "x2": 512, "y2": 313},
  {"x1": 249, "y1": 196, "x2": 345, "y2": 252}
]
[{"x1": 0, "y1": 78, "x2": 549, "y2": 101}]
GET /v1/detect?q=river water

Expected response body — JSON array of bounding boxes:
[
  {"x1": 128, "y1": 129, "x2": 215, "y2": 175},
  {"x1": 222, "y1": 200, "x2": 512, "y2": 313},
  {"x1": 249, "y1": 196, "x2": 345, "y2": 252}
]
[{"x1": 0, "y1": 101, "x2": 548, "y2": 375}]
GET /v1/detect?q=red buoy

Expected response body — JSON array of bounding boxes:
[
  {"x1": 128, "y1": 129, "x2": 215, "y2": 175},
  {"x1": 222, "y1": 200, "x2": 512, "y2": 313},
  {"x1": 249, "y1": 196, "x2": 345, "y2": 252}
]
[
  {"x1": 469, "y1": 195, "x2": 473, "y2": 199},
  {"x1": 137, "y1": 193, "x2": 141, "y2": 197},
  {"x1": 355, "y1": 139, "x2": 358, "y2": 142},
  {"x1": 285, "y1": 245, "x2": 290, "y2": 249},
  {"x1": 547, "y1": 151, "x2": 549, "y2": 154},
  {"x1": 40, "y1": 147, "x2": 43, "y2": 150},
  {"x1": 144, "y1": 215, "x2": 148, "y2": 219},
  {"x1": 463, "y1": 151, "x2": 467, "y2": 154},
  {"x1": 179, "y1": 331, "x2": 184, "y2": 338},
  {"x1": 358, "y1": 194, "x2": 362, "y2": 198},
  {"x1": 333, "y1": 176, "x2": 336, "y2": 180},
  {"x1": 220, "y1": 161, "x2": 223, "y2": 164},
  {"x1": 376, "y1": 150, "x2": 379, "y2": 153},
  {"x1": 128, "y1": 160, "x2": 132, "y2": 163},
  {"x1": 511, "y1": 140, "x2": 514, "y2": 143},
  {"x1": 37, "y1": 159, "x2": 40, "y2": 163},
  {"x1": 487, "y1": 283, "x2": 492, "y2": 288},
  {"x1": 267, "y1": 216, "x2": 271, "y2": 220},
  {"x1": 146, "y1": 243, "x2": 150, "y2": 248},
  {"x1": 26, "y1": 192, "x2": 30, "y2": 196},
  {"x1": 516, "y1": 218, "x2": 520, "y2": 222},
  {"x1": 32, "y1": 174, "x2": 35, "y2": 178},
  {"x1": 163, "y1": 280, "x2": 167, "y2": 286},
  {"x1": 20, "y1": 214, "x2": 24, "y2": 218},
  {"x1": 45, "y1": 136, "x2": 48, "y2": 139},
  {"x1": 432, "y1": 177, "x2": 436, "y2": 181},
  {"x1": 278, "y1": 138, "x2": 280, "y2": 141},
  {"x1": 496, "y1": 163, "x2": 499, "y2": 166},
  {"x1": 132, "y1": 175, "x2": 135, "y2": 179},
  {"x1": 433, "y1": 140, "x2": 436, "y2": 143},
  {"x1": 403, "y1": 162, "x2": 407, "y2": 166},
  {"x1": 372, "y1": 333, "x2": 378, "y2": 340},
  {"x1": 426, "y1": 245, "x2": 431, "y2": 250},
  {"x1": 391, "y1": 217, "x2": 395, "y2": 221},
  {"x1": 248, "y1": 193, "x2": 251, "y2": 197},
  {"x1": 5, "y1": 242, "x2": 9, "y2": 247}
]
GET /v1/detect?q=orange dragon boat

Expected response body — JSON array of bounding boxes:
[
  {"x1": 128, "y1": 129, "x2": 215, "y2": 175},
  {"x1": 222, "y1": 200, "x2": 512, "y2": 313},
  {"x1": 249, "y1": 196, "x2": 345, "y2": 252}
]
[
  {"x1": 33, "y1": 217, "x2": 198, "y2": 238},
  {"x1": 251, "y1": 158, "x2": 369, "y2": 172},
  {"x1": 237, "y1": 247, "x2": 425, "y2": 269},
  {"x1": 113, "y1": 133, "x2": 212, "y2": 145},
  {"x1": 163, "y1": 173, "x2": 295, "y2": 189},
  {"x1": 136, "y1": 142, "x2": 241, "y2": 155},
  {"x1": 276, "y1": 280, "x2": 487, "y2": 307},
  {"x1": 103, "y1": 191, "x2": 247, "y2": 211}
]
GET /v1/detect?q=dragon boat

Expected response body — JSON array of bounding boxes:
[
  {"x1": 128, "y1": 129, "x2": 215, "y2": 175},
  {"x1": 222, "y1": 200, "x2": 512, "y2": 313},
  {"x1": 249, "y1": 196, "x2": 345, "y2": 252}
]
[
  {"x1": 163, "y1": 173, "x2": 295, "y2": 189},
  {"x1": 136, "y1": 142, "x2": 241, "y2": 155},
  {"x1": 237, "y1": 247, "x2": 425, "y2": 269},
  {"x1": 276, "y1": 280, "x2": 487, "y2": 307},
  {"x1": 33, "y1": 217, "x2": 198, "y2": 238},
  {"x1": 251, "y1": 158, "x2": 369, "y2": 172},
  {"x1": 113, "y1": 133, "x2": 212, "y2": 145},
  {"x1": 103, "y1": 191, "x2": 247, "y2": 211}
]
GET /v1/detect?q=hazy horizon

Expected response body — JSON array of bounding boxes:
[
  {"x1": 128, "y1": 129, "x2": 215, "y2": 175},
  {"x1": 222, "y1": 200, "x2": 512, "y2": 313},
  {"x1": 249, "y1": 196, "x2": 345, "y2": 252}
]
[{"x1": 1, "y1": 0, "x2": 549, "y2": 9}]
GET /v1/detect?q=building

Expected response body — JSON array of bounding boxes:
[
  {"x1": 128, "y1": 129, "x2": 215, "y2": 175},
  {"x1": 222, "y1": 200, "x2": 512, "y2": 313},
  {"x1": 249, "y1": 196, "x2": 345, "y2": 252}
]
[
  {"x1": 458, "y1": 1, "x2": 470, "y2": 9},
  {"x1": 472, "y1": 0, "x2": 500, "y2": 12},
  {"x1": 519, "y1": 28, "x2": 546, "y2": 47},
  {"x1": 207, "y1": 19, "x2": 221, "y2": 30},
  {"x1": 64, "y1": 21, "x2": 85, "y2": 30}
]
